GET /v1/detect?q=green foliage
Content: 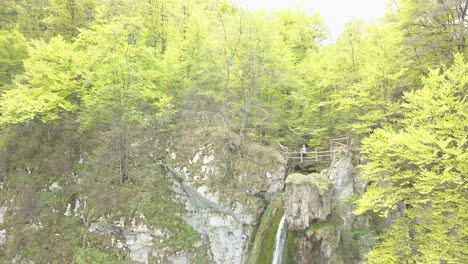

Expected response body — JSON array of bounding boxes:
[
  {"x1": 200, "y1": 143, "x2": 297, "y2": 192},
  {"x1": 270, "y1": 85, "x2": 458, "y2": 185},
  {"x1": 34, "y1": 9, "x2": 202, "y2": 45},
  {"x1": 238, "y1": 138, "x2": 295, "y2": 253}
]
[
  {"x1": 1, "y1": 0, "x2": 467, "y2": 262},
  {"x1": 355, "y1": 54, "x2": 468, "y2": 263},
  {"x1": 0, "y1": 36, "x2": 81, "y2": 125},
  {"x1": 397, "y1": 0, "x2": 468, "y2": 77},
  {"x1": 275, "y1": 8, "x2": 325, "y2": 62},
  {"x1": 42, "y1": 0, "x2": 97, "y2": 40},
  {"x1": 0, "y1": 0, "x2": 96, "y2": 40},
  {"x1": 76, "y1": 17, "x2": 173, "y2": 131},
  {"x1": 0, "y1": 30, "x2": 28, "y2": 88},
  {"x1": 79, "y1": 150, "x2": 202, "y2": 252},
  {"x1": 74, "y1": 248, "x2": 116, "y2": 264}
]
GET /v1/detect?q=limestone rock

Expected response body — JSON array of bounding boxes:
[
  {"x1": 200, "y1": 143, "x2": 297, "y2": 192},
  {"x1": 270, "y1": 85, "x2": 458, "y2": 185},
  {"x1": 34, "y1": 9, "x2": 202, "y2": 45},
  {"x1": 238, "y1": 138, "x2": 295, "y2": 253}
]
[
  {"x1": 265, "y1": 167, "x2": 286, "y2": 202},
  {"x1": 0, "y1": 206, "x2": 6, "y2": 224},
  {"x1": 329, "y1": 155, "x2": 354, "y2": 202},
  {"x1": 125, "y1": 225, "x2": 154, "y2": 264},
  {"x1": 286, "y1": 152, "x2": 390, "y2": 264},
  {"x1": 285, "y1": 173, "x2": 333, "y2": 231},
  {"x1": 163, "y1": 140, "x2": 286, "y2": 264},
  {"x1": 0, "y1": 206, "x2": 8, "y2": 246},
  {"x1": 173, "y1": 173, "x2": 262, "y2": 264},
  {"x1": 168, "y1": 253, "x2": 192, "y2": 264},
  {"x1": 329, "y1": 155, "x2": 355, "y2": 228},
  {"x1": 87, "y1": 220, "x2": 155, "y2": 264},
  {"x1": 0, "y1": 229, "x2": 6, "y2": 246},
  {"x1": 186, "y1": 211, "x2": 250, "y2": 264}
]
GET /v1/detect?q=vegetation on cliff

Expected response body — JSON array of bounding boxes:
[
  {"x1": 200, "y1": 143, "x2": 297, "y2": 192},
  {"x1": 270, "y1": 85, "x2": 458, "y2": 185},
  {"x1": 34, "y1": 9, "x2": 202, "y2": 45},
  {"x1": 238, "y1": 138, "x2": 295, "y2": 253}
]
[
  {"x1": 247, "y1": 194, "x2": 286, "y2": 264},
  {"x1": 286, "y1": 173, "x2": 332, "y2": 196},
  {"x1": 0, "y1": 0, "x2": 466, "y2": 262}
]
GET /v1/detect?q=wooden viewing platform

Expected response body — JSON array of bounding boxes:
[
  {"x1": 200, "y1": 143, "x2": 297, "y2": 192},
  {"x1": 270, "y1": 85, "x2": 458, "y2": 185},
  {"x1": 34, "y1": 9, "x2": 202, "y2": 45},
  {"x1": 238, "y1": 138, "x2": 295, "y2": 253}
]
[{"x1": 277, "y1": 138, "x2": 350, "y2": 168}]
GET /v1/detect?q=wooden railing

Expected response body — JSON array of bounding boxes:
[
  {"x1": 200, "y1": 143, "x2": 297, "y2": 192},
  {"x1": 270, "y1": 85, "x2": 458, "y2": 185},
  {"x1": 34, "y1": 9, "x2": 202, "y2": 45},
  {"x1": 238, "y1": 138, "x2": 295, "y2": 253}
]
[{"x1": 277, "y1": 138, "x2": 350, "y2": 166}]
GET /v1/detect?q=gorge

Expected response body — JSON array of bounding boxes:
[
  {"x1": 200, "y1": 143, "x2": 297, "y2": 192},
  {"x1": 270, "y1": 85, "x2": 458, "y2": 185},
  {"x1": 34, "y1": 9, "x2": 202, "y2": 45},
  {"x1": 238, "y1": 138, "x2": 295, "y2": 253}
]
[
  {"x1": 0, "y1": 130, "x2": 377, "y2": 264},
  {"x1": 0, "y1": 0, "x2": 466, "y2": 263}
]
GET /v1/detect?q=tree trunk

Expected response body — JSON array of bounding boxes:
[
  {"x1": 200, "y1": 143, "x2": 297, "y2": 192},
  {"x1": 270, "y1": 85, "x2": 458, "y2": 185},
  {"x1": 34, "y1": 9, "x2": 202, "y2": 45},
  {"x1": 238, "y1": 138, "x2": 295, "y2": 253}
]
[{"x1": 118, "y1": 128, "x2": 129, "y2": 184}]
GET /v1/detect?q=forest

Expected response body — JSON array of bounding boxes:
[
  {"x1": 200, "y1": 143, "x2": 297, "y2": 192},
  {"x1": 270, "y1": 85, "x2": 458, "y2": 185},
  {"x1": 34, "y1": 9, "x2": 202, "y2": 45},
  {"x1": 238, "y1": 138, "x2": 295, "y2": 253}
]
[{"x1": 0, "y1": 0, "x2": 466, "y2": 263}]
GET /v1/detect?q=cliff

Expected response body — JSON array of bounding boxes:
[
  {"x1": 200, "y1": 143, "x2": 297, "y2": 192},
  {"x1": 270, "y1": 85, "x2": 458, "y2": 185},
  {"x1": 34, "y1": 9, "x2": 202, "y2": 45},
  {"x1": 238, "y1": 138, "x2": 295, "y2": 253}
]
[
  {"x1": 284, "y1": 151, "x2": 380, "y2": 264},
  {"x1": 0, "y1": 123, "x2": 287, "y2": 264}
]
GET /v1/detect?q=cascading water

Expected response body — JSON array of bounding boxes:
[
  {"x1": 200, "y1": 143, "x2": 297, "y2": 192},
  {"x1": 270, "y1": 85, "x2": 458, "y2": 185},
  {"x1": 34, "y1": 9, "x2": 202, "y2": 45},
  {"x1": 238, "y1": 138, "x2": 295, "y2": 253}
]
[{"x1": 272, "y1": 213, "x2": 287, "y2": 264}]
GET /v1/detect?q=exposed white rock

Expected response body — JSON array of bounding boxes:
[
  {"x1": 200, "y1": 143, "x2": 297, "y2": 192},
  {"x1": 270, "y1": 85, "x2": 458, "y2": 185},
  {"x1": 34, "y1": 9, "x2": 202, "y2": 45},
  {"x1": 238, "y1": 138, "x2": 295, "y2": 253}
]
[
  {"x1": 87, "y1": 211, "x2": 201, "y2": 263},
  {"x1": 165, "y1": 142, "x2": 286, "y2": 264},
  {"x1": 0, "y1": 206, "x2": 7, "y2": 224},
  {"x1": 169, "y1": 164, "x2": 284, "y2": 264},
  {"x1": 48, "y1": 182, "x2": 61, "y2": 191},
  {"x1": 231, "y1": 200, "x2": 260, "y2": 225},
  {"x1": 265, "y1": 166, "x2": 286, "y2": 201},
  {"x1": 329, "y1": 155, "x2": 354, "y2": 202},
  {"x1": 186, "y1": 211, "x2": 250, "y2": 264},
  {"x1": 168, "y1": 253, "x2": 191, "y2": 264},
  {"x1": 64, "y1": 203, "x2": 72, "y2": 216},
  {"x1": 31, "y1": 222, "x2": 43, "y2": 230},
  {"x1": 202, "y1": 154, "x2": 214, "y2": 164},
  {"x1": 125, "y1": 224, "x2": 154, "y2": 264},
  {"x1": 115, "y1": 239, "x2": 124, "y2": 249},
  {"x1": 329, "y1": 155, "x2": 355, "y2": 228},
  {"x1": 201, "y1": 165, "x2": 215, "y2": 175},
  {"x1": 0, "y1": 229, "x2": 6, "y2": 246},
  {"x1": 114, "y1": 217, "x2": 125, "y2": 227},
  {"x1": 195, "y1": 185, "x2": 220, "y2": 205},
  {"x1": 191, "y1": 151, "x2": 202, "y2": 164},
  {"x1": 88, "y1": 221, "x2": 118, "y2": 235},
  {"x1": 73, "y1": 198, "x2": 80, "y2": 216},
  {"x1": 286, "y1": 173, "x2": 333, "y2": 231}
]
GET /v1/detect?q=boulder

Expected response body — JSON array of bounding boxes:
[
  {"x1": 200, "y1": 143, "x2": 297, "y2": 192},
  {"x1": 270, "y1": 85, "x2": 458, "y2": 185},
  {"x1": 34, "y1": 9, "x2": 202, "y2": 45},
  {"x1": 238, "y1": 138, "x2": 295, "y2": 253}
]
[{"x1": 285, "y1": 173, "x2": 333, "y2": 231}]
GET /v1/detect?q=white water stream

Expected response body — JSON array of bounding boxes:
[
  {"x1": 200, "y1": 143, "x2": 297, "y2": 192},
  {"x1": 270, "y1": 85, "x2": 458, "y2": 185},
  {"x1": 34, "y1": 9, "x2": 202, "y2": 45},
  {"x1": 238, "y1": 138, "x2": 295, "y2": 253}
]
[{"x1": 272, "y1": 213, "x2": 287, "y2": 264}]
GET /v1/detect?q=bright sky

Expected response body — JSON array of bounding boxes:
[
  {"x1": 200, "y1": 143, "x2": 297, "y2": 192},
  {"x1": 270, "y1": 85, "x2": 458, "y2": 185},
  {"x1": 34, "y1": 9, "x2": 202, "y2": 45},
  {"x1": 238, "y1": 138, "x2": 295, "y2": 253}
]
[{"x1": 228, "y1": 0, "x2": 388, "y2": 42}]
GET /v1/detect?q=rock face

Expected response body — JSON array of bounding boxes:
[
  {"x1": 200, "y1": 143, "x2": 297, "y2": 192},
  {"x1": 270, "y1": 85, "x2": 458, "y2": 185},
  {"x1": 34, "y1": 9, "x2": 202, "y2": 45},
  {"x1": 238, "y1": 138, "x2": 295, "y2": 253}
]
[
  {"x1": 64, "y1": 140, "x2": 286, "y2": 264},
  {"x1": 168, "y1": 165, "x2": 286, "y2": 264},
  {"x1": 124, "y1": 224, "x2": 154, "y2": 264},
  {"x1": 285, "y1": 150, "x2": 381, "y2": 264},
  {"x1": 185, "y1": 212, "x2": 249, "y2": 264},
  {"x1": 329, "y1": 155, "x2": 355, "y2": 229},
  {"x1": 0, "y1": 206, "x2": 6, "y2": 246},
  {"x1": 85, "y1": 216, "x2": 206, "y2": 264},
  {"x1": 285, "y1": 173, "x2": 333, "y2": 231},
  {"x1": 0, "y1": 128, "x2": 286, "y2": 264},
  {"x1": 165, "y1": 142, "x2": 286, "y2": 264}
]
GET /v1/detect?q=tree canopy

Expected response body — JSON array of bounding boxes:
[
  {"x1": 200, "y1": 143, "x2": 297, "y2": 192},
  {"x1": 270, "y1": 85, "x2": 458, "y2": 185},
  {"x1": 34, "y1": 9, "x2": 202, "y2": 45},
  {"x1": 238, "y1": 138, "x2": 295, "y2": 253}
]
[
  {"x1": 0, "y1": 0, "x2": 466, "y2": 263},
  {"x1": 355, "y1": 54, "x2": 467, "y2": 263}
]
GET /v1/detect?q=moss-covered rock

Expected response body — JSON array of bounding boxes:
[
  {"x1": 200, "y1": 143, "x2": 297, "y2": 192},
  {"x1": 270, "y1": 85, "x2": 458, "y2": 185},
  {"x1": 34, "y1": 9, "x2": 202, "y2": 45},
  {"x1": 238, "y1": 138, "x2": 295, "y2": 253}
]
[
  {"x1": 286, "y1": 173, "x2": 332, "y2": 196},
  {"x1": 247, "y1": 194, "x2": 285, "y2": 264},
  {"x1": 285, "y1": 173, "x2": 334, "y2": 231}
]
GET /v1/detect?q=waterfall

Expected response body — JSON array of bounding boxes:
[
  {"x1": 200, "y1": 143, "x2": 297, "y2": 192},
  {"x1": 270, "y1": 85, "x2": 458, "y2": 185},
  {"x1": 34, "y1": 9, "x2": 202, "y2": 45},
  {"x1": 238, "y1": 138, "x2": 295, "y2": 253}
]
[{"x1": 272, "y1": 213, "x2": 287, "y2": 264}]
